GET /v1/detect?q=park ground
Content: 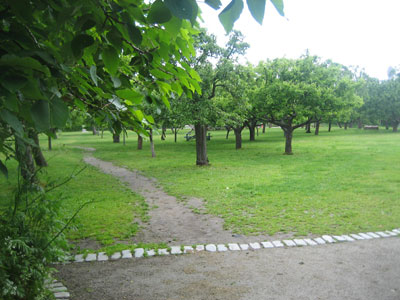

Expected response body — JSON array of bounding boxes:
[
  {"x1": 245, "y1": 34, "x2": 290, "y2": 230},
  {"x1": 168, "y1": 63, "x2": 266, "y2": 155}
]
[{"x1": 1, "y1": 126, "x2": 399, "y2": 299}]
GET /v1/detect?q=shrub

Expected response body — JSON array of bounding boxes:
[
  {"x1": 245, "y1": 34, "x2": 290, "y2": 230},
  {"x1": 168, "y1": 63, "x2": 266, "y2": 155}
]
[{"x1": 0, "y1": 181, "x2": 68, "y2": 300}]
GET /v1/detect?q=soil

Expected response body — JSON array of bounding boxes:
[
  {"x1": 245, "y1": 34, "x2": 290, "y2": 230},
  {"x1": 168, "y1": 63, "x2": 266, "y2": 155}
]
[
  {"x1": 82, "y1": 151, "x2": 288, "y2": 246},
  {"x1": 56, "y1": 237, "x2": 400, "y2": 300}
]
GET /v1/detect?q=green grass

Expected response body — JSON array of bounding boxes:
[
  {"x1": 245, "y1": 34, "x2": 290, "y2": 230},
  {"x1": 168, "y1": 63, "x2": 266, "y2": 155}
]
[
  {"x1": 0, "y1": 144, "x2": 149, "y2": 252},
  {"x1": 1, "y1": 126, "x2": 400, "y2": 250}
]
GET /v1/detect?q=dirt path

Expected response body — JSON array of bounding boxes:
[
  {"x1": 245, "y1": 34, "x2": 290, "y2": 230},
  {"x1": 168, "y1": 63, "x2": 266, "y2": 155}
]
[
  {"x1": 82, "y1": 150, "x2": 274, "y2": 245},
  {"x1": 56, "y1": 237, "x2": 400, "y2": 300}
]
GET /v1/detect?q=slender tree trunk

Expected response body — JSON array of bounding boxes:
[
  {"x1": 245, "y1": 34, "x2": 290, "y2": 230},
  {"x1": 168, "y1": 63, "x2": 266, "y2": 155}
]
[
  {"x1": 225, "y1": 127, "x2": 230, "y2": 139},
  {"x1": 284, "y1": 128, "x2": 293, "y2": 155},
  {"x1": 101, "y1": 128, "x2": 104, "y2": 138},
  {"x1": 385, "y1": 120, "x2": 389, "y2": 130},
  {"x1": 344, "y1": 123, "x2": 348, "y2": 130},
  {"x1": 48, "y1": 135, "x2": 52, "y2": 150},
  {"x1": 137, "y1": 135, "x2": 143, "y2": 150},
  {"x1": 262, "y1": 123, "x2": 266, "y2": 133},
  {"x1": 174, "y1": 128, "x2": 178, "y2": 143},
  {"x1": 248, "y1": 123, "x2": 256, "y2": 141},
  {"x1": 256, "y1": 126, "x2": 259, "y2": 136},
  {"x1": 195, "y1": 123, "x2": 209, "y2": 166},
  {"x1": 337, "y1": 122, "x2": 342, "y2": 128},
  {"x1": 358, "y1": 118, "x2": 363, "y2": 129},
  {"x1": 29, "y1": 131, "x2": 48, "y2": 167},
  {"x1": 113, "y1": 134, "x2": 120, "y2": 143},
  {"x1": 315, "y1": 120, "x2": 320, "y2": 136},
  {"x1": 305, "y1": 123, "x2": 311, "y2": 133},
  {"x1": 149, "y1": 129, "x2": 155, "y2": 157},
  {"x1": 233, "y1": 126, "x2": 243, "y2": 150},
  {"x1": 328, "y1": 120, "x2": 332, "y2": 132},
  {"x1": 123, "y1": 131, "x2": 126, "y2": 146},
  {"x1": 393, "y1": 121, "x2": 399, "y2": 132},
  {"x1": 92, "y1": 125, "x2": 98, "y2": 135},
  {"x1": 161, "y1": 127, "x2": 166, "y2": 140}
]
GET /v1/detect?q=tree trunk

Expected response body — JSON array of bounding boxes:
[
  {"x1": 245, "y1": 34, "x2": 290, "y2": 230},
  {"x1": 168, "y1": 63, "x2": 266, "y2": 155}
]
[
  {"x1": 101, "y1": 128, "x2": 104, "y2": 138},
  {"x1": 248, "y1": 123, "x2": 256, "y2": 141},
  {"x1": 92, "y1": 126, "x2": 98, "y2": 135},
  {"x1": 315, "y1": 120, "x2": 320, "y2": 135},
  {"x1": 15, "y1": 136, "x2": 36, "y2": 183},
  {"x1": 344, "y1": 123, "x2": 348, "y2": 130},
  {"x1": 225, "y1": 127, "x2": 230, "y2": 139},
  {"x1": 338, "y1": 122, "x2": 342, "y2": 128},
  {"x1": 358, "y1": 118, "x2": 362, "y2": 129},
  {"x1": 349, "y1": 122, "x2": 353, "y2": 128},
  {"x1": 174, "y1": 128, "x2": 178, "y2": 143},
  {"x1": 328, "y1": 121, "x2": 332, "y2": 132},
  {"x1": 195, "y1": 123, "x2": 209, "y2": 166},
  {"x1": 233, "y1": 126, "x2": 243, "y2": 150},
  {"x1": 123, "y1": 131, "x2": 126, "y2": 146},
  {"x1": 256, "y1": 126, "x2": 259, "y2": 136},
  {"x1": 113, "y1": 134, "x2": 120, "y2": 143},
  {"x1": 305, "y1": 123, "x2": 311, "y2": 133},
  {"x1": 284, "y1": 128, "x2": 293, "y2": 155},
  {"x1": 29, "y1": 131, "x2": 48, "y2": 167},
  {"x1": 161, "y1": 127, "x2": 166, "y2": 140},
  {"x1": 393, "y1": 121, "x2": 399, "y2": 132},
  {"x1": 48, "y1": 135, "x2": 52, "y2": 150},
  {"x1": 137, "y1": 135, "x2": 143, "y2": 150},
  {"x1": 149, "y1": 129, "x2": 156, "y2": 157},
  {"x1": 385, "y1": 121, "x2": 389, "y2": 130},
  {"x1": 262, "y1": 123, "x2": 266, "y2": 134}
]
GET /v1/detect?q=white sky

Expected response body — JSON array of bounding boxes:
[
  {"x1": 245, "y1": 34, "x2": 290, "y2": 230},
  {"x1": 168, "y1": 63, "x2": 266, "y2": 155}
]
[{"x1": 199, "y1": 0, "x2": 400, "y2": 80}]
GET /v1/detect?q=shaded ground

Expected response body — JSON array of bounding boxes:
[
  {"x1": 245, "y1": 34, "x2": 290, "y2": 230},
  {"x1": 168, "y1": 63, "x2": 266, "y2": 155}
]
[
  {"x1": 56, "y1": 237, "x2": 400, "y2": 300},
  {"x1": 83, "y1": 151, "x2": 286, "y2": 245}
]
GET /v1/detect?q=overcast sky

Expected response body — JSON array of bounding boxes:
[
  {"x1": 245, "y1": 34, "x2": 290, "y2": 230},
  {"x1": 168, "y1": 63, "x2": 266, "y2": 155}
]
[{"x1": 199, "y1": 0, "x2": 400, "y2": 80}]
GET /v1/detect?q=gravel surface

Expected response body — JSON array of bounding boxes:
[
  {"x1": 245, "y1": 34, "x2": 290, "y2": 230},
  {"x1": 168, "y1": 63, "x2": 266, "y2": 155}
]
[{"x1": 56, "y1": 237, "x2": 400, "y2": 300}]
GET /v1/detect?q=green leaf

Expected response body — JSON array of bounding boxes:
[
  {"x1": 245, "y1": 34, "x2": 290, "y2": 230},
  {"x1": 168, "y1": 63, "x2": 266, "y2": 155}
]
[
  {"x1": 50, "y1": 98, "x2": 69, "y2": 128},
  {"x1": 71, "y1": 34, "x2": 94, "y2": 59},
  {"x1": 150, "y1": 69, "x2": 173, "y2": 80},
  {"x1": 116, "y1": 89, "x2": 143, "y2": 105},
  {"x1": 0, "y1": 55, "x2": 50, "y2": 76},
  {"x1": 205, "y1": 0, "x2": 222, "y2": 9},
  {"x1": 127, "y1": 24, "x2": 142, "y2": 45},
  {"x1": 270, "y1": 0, "x2": 284, "y2": 16},
  {"x1": 102, "y1": 46, "x2": 119, "y2": 76},
  {"x1": 164, "y1": 0, "x2": 198, "y2": 23},
  {"x1": 90, "y1": 65, "x2": 98, "y2": 86},
  {"x1": 30, "y1": 100, "x2": 50, "y2": 132},
  {"x1": 3, "y1": 91, "x2": 19, "y2": 112},
  {"x1": 0, "y1": 160, "x2": 7, "y2": 179},
  {"x1": 247, "y1": 0, "x2": 266, "y2": 24},
  {"x1": 218, "y1": 0, "x2": 244, "y2": 33},
  {"x1": 0, "y1": 109, "x2": 23, "y2": 135},
  {"x1": 0, "y1": 75, "x2": 28, "y2": 92},
  {"x1": 164, "y1": 17, "x2": 182, "y2": 37},
  {"x1": 148, "y1": 0, "x2": 172, "y2": 24}
]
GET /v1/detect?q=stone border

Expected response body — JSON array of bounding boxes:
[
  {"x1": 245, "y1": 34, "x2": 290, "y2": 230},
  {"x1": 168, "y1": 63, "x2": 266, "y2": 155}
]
[
  {"x1": 57, "y1": 229, "x2": 400, "y2": 264},
  {"x1": 45, "y1": 279, "x2": 70, "y2": 299}
]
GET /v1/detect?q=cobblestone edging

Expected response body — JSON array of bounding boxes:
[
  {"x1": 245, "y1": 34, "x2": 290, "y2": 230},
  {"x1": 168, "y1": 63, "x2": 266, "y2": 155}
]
[
  {"x1": 45, "y1": 279, "x2": 70, "y2": 299},
  {"x1": 61, "y1": 229, "x2": 399, "y2": 264}
]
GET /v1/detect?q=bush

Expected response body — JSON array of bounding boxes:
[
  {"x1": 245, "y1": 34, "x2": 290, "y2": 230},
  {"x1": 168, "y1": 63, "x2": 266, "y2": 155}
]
[{"x1": 0, "y1": 182, "x2": 68, "y2": 300}]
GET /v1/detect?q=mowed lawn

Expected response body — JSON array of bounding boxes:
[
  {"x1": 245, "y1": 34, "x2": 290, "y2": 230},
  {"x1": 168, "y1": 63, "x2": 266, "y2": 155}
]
[{"x1": 1, "y1": 126, "x2": 399, "y2": 248}]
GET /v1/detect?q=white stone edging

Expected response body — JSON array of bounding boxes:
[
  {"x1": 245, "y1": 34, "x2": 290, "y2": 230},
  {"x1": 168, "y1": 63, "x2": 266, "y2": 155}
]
[{"x1": 57, "y1": 229, "x2": 400, "y2": 265}]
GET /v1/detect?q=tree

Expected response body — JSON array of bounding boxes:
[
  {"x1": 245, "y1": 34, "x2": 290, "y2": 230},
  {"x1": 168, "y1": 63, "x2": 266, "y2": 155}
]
[
  {"x1": 255, "y1": 56, "x2": 361, "y2": 154},
  {"x1": 381, "y1": 77, "x2": 400, "y2": 131},
  {"x1": 215, "y1": 64, "x2": 254, "y2": 149}
]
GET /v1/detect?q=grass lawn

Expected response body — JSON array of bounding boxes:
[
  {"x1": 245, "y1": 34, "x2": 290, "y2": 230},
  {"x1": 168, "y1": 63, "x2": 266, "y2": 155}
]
[{"x1": 1, "y1": 126, "x2": 399, "y2": 250}]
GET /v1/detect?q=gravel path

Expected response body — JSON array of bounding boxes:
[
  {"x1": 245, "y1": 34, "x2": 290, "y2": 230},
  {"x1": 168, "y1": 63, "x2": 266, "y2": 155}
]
[
  {"x1": 83, "y1": 151, "x2": 279, "y2": 245},
  {"x1": 56, "y1": 237, "x2": 400, "y2": 300}
]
